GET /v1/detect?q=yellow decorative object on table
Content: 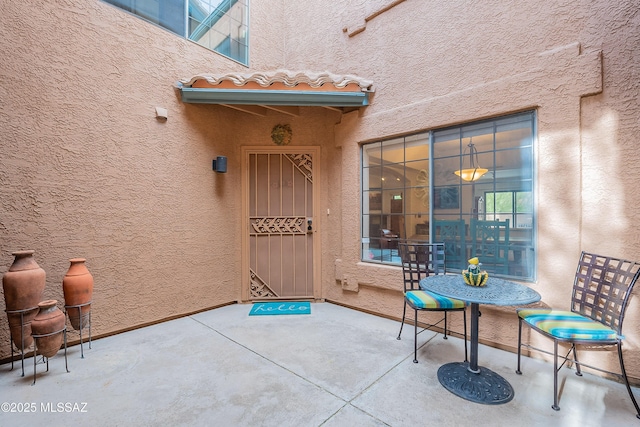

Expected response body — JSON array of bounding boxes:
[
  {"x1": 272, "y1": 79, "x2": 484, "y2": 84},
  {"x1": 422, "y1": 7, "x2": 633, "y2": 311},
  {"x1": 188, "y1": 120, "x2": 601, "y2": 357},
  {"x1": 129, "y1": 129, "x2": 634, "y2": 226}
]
[{"x1": 462, "y1": 257, "x2": 489, "y2": 287}]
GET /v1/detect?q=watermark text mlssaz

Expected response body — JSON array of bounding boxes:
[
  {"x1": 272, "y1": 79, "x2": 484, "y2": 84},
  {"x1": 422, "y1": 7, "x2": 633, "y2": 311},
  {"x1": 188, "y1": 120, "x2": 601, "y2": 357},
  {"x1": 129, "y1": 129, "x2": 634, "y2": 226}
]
[{"x1": 1, "y1": 402, "x2": 88, "y2": 413}]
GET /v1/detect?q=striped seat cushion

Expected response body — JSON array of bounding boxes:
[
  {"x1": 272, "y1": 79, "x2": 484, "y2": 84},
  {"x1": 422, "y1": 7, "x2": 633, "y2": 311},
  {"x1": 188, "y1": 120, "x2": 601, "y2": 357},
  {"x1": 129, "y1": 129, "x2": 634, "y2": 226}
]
[
  {"x1": 405, "y1": 290, "x2": 466, "y2": 309},
  {"x1": 517, "y1": 308, "x2": 620, "y2": 341}
]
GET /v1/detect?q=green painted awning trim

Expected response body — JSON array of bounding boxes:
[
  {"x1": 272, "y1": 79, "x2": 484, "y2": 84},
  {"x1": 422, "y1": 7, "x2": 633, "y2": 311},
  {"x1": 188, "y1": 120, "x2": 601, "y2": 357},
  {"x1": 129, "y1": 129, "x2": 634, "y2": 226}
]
[{"x1": 178, "y1": 88, "x2": 370, "y2": 107}]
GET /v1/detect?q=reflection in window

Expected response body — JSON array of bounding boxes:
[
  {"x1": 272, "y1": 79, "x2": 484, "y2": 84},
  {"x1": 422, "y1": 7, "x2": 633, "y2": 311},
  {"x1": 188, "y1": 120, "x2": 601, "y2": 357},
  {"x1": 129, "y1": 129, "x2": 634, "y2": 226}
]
[
  {"x1": 188, "y1": 0, "x2": 248, "y2": 64},
  {"x1": 362, "y1": 135, "x2": 430, "y2": 264},
  {"x1": 485, "y1": 191, "x2": 533, "y2": 228},
  {"x1": 103, "y1": 0, "x2": 249, "y2": 65},
  {"x1": 361, "y1": 111, "x2": 536, "y2": 281}
]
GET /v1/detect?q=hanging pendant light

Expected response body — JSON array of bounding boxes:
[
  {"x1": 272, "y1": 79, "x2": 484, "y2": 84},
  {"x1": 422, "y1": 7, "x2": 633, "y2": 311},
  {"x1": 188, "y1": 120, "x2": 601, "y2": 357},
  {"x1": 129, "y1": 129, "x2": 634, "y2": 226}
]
[{"x1": 454, "y1": 139, "x2": 488, "y2": 182}]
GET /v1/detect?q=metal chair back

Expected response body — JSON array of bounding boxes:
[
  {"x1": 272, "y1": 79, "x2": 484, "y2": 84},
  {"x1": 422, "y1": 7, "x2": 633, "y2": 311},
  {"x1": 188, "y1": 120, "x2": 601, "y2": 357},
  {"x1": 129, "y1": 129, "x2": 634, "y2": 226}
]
[
  {"x1": 398, "y1": 241, "x2": 445, "y2": 292},
  {"x1": 571, "y1": 252, "x2": 640, "y2": 334}
]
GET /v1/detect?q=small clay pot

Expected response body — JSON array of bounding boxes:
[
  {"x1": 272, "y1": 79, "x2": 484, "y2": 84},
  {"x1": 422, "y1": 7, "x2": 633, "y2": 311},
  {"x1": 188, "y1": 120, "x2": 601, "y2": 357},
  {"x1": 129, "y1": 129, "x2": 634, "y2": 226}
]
[{"x1": 31, "y1": 300, "x2": 65, "y2": 358}]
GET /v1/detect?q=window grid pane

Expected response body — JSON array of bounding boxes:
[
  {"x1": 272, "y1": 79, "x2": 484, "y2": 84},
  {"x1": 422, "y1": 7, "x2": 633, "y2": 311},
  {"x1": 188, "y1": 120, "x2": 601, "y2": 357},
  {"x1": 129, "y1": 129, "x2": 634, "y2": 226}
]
[{"x1": 362, "y1": 111, "x2": 536, "y2": 281}]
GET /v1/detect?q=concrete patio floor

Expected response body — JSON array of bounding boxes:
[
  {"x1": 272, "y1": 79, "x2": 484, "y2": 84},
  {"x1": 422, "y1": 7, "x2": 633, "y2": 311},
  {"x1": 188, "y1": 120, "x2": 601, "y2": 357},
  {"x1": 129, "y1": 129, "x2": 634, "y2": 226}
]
[{"x1": 0, "y1": 302, "x2": 638, "y2": 426}]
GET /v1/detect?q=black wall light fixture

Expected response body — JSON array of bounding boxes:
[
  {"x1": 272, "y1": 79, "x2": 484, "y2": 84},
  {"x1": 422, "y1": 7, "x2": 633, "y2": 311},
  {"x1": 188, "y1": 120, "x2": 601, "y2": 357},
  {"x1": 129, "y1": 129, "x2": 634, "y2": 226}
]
[{"x1": 212, "y1": 156, "x2": 227, "y2": 173}]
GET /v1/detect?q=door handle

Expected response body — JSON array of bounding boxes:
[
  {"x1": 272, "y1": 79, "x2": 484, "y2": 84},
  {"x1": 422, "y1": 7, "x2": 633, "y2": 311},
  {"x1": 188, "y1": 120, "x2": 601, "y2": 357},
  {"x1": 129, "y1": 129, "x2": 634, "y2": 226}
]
[{"x1": 307, "y1": 218, "x2": 313, "y2": 233}]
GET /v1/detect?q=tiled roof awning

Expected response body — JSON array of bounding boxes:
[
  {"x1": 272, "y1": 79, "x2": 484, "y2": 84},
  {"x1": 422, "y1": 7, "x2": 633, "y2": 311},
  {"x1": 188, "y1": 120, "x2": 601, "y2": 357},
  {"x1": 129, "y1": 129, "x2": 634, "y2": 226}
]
[{"x1": 176, "y1": 70, "x2": 374, "y2": 116}]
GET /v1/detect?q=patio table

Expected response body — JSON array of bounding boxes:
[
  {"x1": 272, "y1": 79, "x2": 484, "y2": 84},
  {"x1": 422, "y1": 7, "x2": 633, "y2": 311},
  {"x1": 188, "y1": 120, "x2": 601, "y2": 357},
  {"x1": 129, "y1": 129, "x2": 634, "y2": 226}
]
[{"x1": 420, "y1": 275, "x2": 540, "y2": 404}]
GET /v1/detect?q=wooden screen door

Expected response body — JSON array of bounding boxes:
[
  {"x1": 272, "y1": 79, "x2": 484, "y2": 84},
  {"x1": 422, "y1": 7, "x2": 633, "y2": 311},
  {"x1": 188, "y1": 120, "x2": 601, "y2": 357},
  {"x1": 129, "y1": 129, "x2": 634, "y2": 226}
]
[{"x1": 241, "y1": 147, "x2": 320, "y2": 301}]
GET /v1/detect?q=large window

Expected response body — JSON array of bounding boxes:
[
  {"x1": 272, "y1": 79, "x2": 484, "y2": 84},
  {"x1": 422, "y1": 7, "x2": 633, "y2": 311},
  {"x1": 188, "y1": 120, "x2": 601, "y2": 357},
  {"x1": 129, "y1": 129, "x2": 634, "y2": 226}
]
[
  {"x1": 361, "y1": 111, "x2": 536, "y2": 281},
  {"x1": 103, "y1": 0, "x2": 249, "y2": 65}
]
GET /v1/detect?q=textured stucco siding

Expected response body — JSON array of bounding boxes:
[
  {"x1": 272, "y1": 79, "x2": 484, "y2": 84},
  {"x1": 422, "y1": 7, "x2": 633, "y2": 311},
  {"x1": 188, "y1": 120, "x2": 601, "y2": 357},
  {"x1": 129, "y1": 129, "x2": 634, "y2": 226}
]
[
  {"x1": 0, "y1": 1, "x2": 233, "y2": 350},
  {"x1": 282, "y1": 0, "x2": 640, "y2": 379},
  {"x1": 0, "y1": 0, "x2": 292, "y2": 357},
  {"x1": 1, "y1": 0, "x2": 640, "y2": 383},
  {"x1": 0, "y1": 1, "x2": 343, "y2": 361}
]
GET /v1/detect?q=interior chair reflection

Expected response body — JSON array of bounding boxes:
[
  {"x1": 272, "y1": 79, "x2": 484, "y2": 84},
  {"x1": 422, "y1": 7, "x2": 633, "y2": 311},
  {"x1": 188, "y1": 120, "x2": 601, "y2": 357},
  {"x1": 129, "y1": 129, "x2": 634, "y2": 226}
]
[
  {"x1": 433, "y1": 219, "x2": 467, "y2": 271},
  {"x1": 470, "y1": 219, "x2": 510, "y2": 275}
]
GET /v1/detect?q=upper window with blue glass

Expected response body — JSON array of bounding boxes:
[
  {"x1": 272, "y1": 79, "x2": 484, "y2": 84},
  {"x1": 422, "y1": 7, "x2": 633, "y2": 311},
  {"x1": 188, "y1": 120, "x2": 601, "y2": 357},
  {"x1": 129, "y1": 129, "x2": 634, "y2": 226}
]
[{"x1": 104, "y1": 0, "x2": 249, "y2": 65}]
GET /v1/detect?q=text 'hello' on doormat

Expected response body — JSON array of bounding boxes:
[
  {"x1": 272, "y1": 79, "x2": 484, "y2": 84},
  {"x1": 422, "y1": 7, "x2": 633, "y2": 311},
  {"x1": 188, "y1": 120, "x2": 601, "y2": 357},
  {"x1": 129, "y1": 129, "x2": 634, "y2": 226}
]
[{"x1": 249, "y1": 301, "x2": 311, "y2": 316}]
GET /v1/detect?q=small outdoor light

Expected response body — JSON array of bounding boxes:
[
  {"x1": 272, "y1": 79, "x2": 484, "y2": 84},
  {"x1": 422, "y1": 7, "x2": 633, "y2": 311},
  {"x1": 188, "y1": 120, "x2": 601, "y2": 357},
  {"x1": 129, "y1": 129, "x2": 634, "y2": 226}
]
[
  {"x1": 212, "y1": 156, "x2": 227, "y2": 173},
  {"x1": 454, "y1": 139, "x2": 488, "y2": 182}
]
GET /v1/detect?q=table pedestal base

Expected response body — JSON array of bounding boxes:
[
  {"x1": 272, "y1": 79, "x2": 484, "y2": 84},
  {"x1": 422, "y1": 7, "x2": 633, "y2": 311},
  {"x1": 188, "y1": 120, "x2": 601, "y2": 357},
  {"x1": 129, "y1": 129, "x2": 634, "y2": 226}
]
[{"x1": 437, "y1": 362, "x2": 514, "y2": 404}]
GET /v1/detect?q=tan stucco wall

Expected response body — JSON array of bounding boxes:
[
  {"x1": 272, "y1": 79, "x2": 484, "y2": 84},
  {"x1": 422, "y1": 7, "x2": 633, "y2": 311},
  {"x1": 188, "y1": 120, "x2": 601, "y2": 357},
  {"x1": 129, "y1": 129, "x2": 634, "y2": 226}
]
[
  {"x1": 1, "y1": 0, "x2": 639, "y2": 383},
  {"x1": 283, "y1": 1, "x2": 640, "y2": 379},
  {"x1": 0, "y1": 0, "x2": 336, "y2": 359}
]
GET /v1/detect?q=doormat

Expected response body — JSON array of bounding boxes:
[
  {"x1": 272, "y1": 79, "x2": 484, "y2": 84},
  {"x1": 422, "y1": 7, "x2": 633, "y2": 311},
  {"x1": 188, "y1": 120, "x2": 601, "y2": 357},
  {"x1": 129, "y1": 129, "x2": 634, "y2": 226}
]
[{"x1": 249, "y1": 301, "x2": 311, "y2": 316}]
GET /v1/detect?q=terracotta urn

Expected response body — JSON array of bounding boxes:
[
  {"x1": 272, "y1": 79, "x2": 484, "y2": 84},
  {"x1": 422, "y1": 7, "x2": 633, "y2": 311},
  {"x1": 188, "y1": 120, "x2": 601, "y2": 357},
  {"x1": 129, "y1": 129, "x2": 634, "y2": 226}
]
[
  {"x1": 2, "y1": 250, "x2": 46, "y2": 350},
  {"x1": 31, "y1": 300, "x2": 65, "y2": 358},
  {"x1": 62, "y1": 258, "x2": 93, "y2": 330}
]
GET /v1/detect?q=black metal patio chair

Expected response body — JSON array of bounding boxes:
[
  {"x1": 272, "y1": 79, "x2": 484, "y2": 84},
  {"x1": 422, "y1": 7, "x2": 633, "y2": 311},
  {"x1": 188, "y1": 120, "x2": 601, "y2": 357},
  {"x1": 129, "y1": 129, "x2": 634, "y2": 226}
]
[
  {"x1": 516, "y1": 251, "x2": 640, "y2": 418},
  {"x1": 397, "y1": 241, "x2": 468, "y2": 363}
]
